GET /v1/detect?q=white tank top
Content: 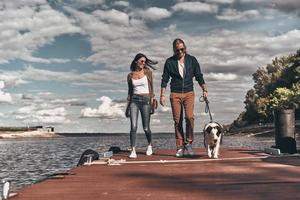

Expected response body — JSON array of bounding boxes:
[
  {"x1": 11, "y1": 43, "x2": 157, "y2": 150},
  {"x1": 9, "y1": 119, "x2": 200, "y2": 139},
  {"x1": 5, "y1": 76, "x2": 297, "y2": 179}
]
[{"x1": 132, "y1": 76, "x2": 149, "y2": 94}]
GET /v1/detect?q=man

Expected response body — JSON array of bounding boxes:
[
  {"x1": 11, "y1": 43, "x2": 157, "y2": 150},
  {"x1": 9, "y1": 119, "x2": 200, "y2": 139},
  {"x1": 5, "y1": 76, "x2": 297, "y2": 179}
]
[{"x1": 160, "y1": 38, "x2": 207, "y2": 157}]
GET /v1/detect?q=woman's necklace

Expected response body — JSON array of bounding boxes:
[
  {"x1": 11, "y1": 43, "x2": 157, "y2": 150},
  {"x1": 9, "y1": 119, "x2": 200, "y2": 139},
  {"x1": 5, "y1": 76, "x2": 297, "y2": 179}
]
[{"x1": 132, "y1": 69, "x2": 144, "y2": 79}]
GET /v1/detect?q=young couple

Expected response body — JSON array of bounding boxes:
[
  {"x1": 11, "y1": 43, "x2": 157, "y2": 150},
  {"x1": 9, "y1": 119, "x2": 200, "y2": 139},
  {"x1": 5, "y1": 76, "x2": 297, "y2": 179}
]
[{"x1": 126, "y1": 38, "x2": 208, "y2": 159}]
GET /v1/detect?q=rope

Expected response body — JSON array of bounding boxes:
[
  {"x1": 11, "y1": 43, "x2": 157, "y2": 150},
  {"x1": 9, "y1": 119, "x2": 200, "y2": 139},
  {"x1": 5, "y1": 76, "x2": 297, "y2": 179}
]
[{"x1": 90, "y1": 155, "x2": 278, "y2": 165}]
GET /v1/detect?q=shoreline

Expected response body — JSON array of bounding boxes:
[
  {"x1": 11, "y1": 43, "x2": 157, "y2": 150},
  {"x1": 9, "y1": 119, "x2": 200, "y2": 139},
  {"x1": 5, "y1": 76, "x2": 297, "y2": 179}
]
[{"x1": 0, "y1": 130, "x2": 58, "y2": 139}]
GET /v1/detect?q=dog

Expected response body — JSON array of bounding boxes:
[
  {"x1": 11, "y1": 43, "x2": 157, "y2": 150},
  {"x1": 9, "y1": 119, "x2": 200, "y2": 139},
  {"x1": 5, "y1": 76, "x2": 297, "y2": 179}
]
[{"x1": 203, "y1": 122, "x2": 223, "y2": 159}]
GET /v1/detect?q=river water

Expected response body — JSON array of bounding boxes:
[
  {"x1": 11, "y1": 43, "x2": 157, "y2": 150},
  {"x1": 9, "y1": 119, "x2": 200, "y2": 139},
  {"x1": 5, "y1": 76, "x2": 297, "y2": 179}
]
[{"x1": 0, "y1": 133, "x2": 275, "y2": 194}]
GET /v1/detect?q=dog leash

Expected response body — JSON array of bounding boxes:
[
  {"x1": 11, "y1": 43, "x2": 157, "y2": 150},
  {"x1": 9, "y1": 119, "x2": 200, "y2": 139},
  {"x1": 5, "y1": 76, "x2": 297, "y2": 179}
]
[{"x1": 199, "y1": 96, "x2": 213, "y2": 121}]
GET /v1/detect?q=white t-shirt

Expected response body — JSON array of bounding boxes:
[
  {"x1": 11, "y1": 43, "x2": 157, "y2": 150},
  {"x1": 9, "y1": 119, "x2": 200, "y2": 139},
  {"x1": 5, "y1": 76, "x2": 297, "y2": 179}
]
[
  {"x1": 132, "y1": 76, "x2": 149, "y2": 94},
  {"x1": 178, "y1": 61, "x2": 185, "y2": 78}
]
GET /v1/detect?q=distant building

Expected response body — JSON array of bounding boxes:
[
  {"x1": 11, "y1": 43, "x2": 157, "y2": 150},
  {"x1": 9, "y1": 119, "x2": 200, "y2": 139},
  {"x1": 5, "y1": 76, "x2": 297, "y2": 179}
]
[
  {"x1": 46, "y1": 126, "x2": 55, "y2": 132},
  {"x1": 37, "y1": 126, "x2": 55, "y2": 132}
]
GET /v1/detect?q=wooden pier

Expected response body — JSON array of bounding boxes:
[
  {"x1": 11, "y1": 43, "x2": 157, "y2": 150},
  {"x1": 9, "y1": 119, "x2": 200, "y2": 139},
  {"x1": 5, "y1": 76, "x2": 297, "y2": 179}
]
[{"x1": 10, "y1": 148, "x2": 300, "y2": 200}]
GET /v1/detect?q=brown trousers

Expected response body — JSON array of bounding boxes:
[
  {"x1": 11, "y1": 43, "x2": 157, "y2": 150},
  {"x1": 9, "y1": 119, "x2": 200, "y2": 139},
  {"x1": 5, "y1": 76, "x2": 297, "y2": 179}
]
[{"x1": 170, "y1": 91, "x2": 195, "y2": 149}]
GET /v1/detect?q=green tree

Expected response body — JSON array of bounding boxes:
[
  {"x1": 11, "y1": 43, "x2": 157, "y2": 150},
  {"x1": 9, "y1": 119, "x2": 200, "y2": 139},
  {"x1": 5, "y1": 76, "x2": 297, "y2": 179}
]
[{"x1": 234, "y1": 49, "x2": 300, "y2": 126}]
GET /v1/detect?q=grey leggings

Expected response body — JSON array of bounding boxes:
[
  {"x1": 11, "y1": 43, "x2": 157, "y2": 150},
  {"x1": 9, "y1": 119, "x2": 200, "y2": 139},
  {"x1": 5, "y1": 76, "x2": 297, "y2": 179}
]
[{"x1": 130, "y1": 94, "x2": 152, "y2": 148}]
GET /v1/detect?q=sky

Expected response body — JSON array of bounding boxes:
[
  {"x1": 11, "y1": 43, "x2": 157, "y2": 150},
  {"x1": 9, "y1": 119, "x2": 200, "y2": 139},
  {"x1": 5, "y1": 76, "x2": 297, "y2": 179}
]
[{"x1": 0, "y1": 0, "x2": 299, "y2": 133}]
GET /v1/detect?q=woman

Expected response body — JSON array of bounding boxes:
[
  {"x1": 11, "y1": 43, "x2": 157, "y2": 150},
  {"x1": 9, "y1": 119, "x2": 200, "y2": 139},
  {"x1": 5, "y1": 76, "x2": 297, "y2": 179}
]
[{"x1": 127, "y1": 53, "x2": 157, "y2": 158}]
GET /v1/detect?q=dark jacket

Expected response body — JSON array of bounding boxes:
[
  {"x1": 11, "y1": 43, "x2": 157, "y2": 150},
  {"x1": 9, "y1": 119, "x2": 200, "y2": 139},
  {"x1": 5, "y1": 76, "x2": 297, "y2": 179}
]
[
  {"x1": 127, "y1": 67, "x2": 154, "y2": 101},
  {"x1": 161, "y1": 53, "x2": 205, "y2": 93}
]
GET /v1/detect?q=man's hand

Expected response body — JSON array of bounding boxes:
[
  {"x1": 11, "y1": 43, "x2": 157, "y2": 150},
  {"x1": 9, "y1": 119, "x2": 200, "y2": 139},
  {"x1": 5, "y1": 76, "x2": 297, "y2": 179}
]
[
  {"x1": 200, "y1": 84, "x2": 208, "y2": 98},
  {"x1": 203, "y1": 90, "x2": 208, "y2": 98},
  {"x1": 160, "y1": 95, "x2": 166, "y2": 106}
]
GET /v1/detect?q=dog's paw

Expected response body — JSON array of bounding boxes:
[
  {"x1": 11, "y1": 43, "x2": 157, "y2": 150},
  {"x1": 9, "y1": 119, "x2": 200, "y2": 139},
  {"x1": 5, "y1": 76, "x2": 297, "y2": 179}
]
[
  {"x1": 213, "y1": 155, "x2": 218, "y2": 159},
  {"x1": 207, "y1": 154, "x2": 212, "y2": 158},
  {"x1": 207, "y1": 152, "x2": 212, "y2": 158}
]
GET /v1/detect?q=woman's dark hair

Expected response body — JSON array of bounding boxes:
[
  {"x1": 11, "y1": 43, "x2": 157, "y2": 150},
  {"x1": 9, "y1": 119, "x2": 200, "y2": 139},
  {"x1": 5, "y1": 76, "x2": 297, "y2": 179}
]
[
  {"x1": 173, "y1": 38, "x2": 186, "y2": 54},
  {"x1": 130, "y1": 53, "x2": 157, "y2": 71}
]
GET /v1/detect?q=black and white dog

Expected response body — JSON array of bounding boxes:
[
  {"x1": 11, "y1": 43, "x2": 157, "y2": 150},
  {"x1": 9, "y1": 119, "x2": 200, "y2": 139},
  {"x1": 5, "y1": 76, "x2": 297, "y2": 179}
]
[{"x1": 203, "y1": 122, "x2": 223, "y2": 159}]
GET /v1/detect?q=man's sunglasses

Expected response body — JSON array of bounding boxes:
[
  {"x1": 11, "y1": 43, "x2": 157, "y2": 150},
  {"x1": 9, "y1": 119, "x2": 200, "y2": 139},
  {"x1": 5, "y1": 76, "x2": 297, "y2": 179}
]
[{"x1": 176, "y1": 48, "x2": 185, "y2": 52}]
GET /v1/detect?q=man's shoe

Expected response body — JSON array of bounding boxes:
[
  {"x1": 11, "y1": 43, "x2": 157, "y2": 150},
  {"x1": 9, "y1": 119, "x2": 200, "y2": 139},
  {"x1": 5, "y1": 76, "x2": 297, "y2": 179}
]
[
  {"x1": 184, "y1": 144, "x2": 195, "y2": 157},
  {"x1": 129, "y1": 147, "x2": 137, "y2": 158},
  {"x1": 146, "y1": 145, "x2": 153, "y2": 156},
  {"x1": 175, "y1": 148, "x2": 184, "y2": 157}
]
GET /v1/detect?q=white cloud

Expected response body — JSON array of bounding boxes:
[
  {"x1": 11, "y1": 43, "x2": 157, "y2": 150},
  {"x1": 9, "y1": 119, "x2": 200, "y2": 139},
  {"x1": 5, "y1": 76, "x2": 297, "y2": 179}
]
[
  {"x1": 16, "y1": 105, "x2": 70, "y2": 124},
  {"x1": 81, "y1": 96, "x2": 124, "y2": 118},
  {"x1": 0, "y1": 81, "x2": 5, "y2": 89},
  {"x1": 93, "y1": 9, "x2": 129, "y2": 26},
  {"x1": 0, "y1": 66, "x2": 128, "y2": 99},
  {"x1": 18, "y1": 65, "x2": 124, "y2": 83},
  {"x1": 238, "y1": 0, "x2": 300, "y2": 14},
  {"x1": 0, "y1": 0, "x2": 46, "y2": 8},
  {"x1": 266, "y1": 29, "x2": 300, "y2": 51},
  {"x1": 172, "y1": 2, "x2": 218, "y2": 13},
  {"x1": 17, "y1": 105, "x2": 36, "y2": 114},
  {"x1": 36, "y1": 107, "x2": 66, "y2": 116},
  {"x1": 65, "y1": 0, "x2": 105, "y2": 8},
  {"x1": 51, "y1": 98, "x2": 86, "y2": 106},
  {"x1": 134, "y1": 7, "x2": 172, "y2": 21},
  {"x1": 113, "y1": 1, "x2": 129, "y2": 8},
  {"x1": 64, "y1": 6, "x2": 153, "y2": 67},
  {"x1": 20, "y1": 57, "x2": 71, "y2": 64},
  {"x1": 3, "y1": 27, "x2": 300, "y2": 83},
  {"x1": 272, "y1": 0, "x2": 300, "y2": 12},
  {"x1": 24, "y1": 115, "x2": 71, "y2": 124},
  {"x1": 0, "y1": 2, "x2": 81, "y2": 64},
  {"x1": 0, "y1": 73, "x2": 27, "y2": 88},
  {"x1": 238, "y1": 0, "x2": 267, "y2": 2},
  {"x1": 0, "y1": 81, "x2": 12, "y2": 103},
  {"x1": 209, "y1": 0, "x2": 234, "y2": 4},
  {"x1": 160, "y1": 106, "x2": 171, "y2": 113},
  {"x1": 0, "y1": 90, "x2": 12, "y2": 103},
  {"x1": 151, "y1": 119, "x2": 161, "y2": 124},
  {"x1": 216, "y1": 9, "x2": 261, "y2": 21},
  {"x1": 15, "y1": 94, "x2": 72, "y2": 125},
  {"x1": 185, "y1": 29, "x2": 300, "y2": 75},
  {"x1": 206, "y1": 73, "x2": 238, "y2": 81},
  {"x1": 199, "y1": 112, "x2": 215, "y2": 117}
]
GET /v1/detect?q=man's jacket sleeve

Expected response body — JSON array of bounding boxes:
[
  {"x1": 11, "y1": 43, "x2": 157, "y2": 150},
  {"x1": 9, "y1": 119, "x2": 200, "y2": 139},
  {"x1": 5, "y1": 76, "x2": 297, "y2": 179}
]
[{"x1": 193, "y1": 57, "x2": 205, "y2": 85}]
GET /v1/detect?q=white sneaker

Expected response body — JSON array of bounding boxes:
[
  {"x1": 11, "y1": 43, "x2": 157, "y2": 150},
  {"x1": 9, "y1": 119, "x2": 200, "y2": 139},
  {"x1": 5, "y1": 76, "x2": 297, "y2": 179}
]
[
  {"x1": 184, "y1": 144, "x2": 195, "y2": 157},
  {"x1": 175, "y1": 148, "x2": 184, "y2": 157},
  {"x1": 146, "y1": 145, "x2": 153, "y2": 156},
  {"x1": 129, "y1": 147, "x2": 137, "y2": 158}
]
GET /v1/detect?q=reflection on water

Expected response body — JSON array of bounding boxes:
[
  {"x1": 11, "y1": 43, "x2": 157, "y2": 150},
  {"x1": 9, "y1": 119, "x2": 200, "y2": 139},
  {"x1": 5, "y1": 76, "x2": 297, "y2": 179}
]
[{"x1": 0, "y1": 133, "x2": 274, "y2": 193}]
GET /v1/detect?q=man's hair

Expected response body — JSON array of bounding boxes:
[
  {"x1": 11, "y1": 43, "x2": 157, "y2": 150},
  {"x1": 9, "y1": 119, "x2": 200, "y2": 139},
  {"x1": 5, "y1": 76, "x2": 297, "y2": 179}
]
[{"x1": 172, "y1": 38, "x2": 186, "y2": 53}]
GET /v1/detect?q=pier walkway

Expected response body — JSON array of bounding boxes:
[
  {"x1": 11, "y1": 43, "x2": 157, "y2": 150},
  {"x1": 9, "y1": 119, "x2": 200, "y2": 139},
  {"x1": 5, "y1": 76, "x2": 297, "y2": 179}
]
[{"x1": 10, "y1": 148, "x2": 300, "y2": 200}]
